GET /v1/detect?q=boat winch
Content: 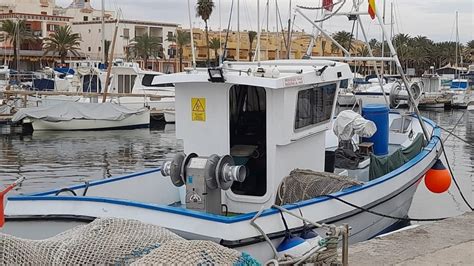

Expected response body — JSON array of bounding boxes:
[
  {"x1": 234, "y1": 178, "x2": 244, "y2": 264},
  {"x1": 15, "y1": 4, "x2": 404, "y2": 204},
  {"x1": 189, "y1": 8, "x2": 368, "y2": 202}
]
[
  {"x1": 389, "y1": 81, "x2": 422, "y2": 107},
  {"x1": 161, "y1": 153, "x2": 247, "y2": 214}
]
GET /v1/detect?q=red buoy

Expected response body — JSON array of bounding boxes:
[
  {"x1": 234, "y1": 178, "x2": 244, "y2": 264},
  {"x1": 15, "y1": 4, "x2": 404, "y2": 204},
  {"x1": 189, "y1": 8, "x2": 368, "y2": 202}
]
[{"x1": 424, "y1": 159, "x2": 452, "y2": 194}]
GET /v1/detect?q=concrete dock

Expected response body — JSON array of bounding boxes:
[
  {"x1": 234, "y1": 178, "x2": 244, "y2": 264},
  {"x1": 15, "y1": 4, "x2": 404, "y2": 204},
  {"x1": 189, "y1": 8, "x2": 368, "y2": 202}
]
[{"x1": 348, "y1": 212, "x2": 474, "y2": 265}]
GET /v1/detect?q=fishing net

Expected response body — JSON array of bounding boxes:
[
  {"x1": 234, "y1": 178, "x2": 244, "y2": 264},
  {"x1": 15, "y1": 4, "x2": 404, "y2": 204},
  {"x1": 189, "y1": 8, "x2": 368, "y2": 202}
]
[
  {"x1": 132, "y1": 240, "x2": 259, "y2": 265},
  {"x1": 0, "y1": 218, "x2": 259, "y2": 265},
  {"x1": 275, "y1": 169, "x2": 363, "y2": 205}
]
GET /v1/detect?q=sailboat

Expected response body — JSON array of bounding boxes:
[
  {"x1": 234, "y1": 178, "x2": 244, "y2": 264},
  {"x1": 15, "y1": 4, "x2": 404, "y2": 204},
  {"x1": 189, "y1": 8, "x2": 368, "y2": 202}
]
[{"x1": 1, "y1": 1, "x2": 444, "y2": 263}]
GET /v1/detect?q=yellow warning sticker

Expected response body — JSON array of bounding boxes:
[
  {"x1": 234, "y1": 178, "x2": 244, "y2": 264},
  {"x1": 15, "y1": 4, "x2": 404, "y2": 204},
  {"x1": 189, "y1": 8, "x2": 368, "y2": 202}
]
[{"x1": 191, "y1": 98, "x2": 206, "y2": 121}]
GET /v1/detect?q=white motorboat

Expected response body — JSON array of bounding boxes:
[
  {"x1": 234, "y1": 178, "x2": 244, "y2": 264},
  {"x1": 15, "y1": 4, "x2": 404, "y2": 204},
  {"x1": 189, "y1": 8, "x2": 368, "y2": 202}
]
[
  {"x1": 0, "y1": 65, "x2": 10, "y2": 89},
  {"x1": 11, "y1": 102, "x2": 150, "y2": 131},
  {"x1": 2, "y1": 59, "x2": 441, "y2": 262}
]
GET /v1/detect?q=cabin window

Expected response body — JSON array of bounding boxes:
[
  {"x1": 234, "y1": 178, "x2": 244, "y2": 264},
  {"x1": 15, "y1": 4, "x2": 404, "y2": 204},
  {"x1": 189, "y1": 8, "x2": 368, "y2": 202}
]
[
  {"x1": 229, "y1": 85, "x2": 267, "y2": 197},
  {"x1": 295, "y1": 83, "x2": 337, "y2": 129},
  {"x1": 141, "y1": 74, "x2": 174, "y2": 87},
  {"x1": 117, "y1": 74, "x2": 137, "y2": 93}
]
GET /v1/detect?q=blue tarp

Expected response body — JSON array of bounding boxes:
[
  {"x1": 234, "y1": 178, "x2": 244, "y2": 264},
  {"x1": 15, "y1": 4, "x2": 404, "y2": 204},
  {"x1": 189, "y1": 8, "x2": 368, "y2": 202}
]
[
  {"x1": 54, "y1": 67, "x2": 75, "y2": 75},
  {"x1": 33, "y1": 78, "x2": 55, "y2": 91}
]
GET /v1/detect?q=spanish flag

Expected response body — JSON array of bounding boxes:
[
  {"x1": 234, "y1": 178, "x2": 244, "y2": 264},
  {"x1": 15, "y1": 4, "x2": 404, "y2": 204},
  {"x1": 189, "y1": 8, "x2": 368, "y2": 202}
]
[
  {"x1": 323, "y1": 0, "x2": 333, "y2": 12},
  {"x1": 368, "y1": 0, "x2": 376, "y2": 19}
]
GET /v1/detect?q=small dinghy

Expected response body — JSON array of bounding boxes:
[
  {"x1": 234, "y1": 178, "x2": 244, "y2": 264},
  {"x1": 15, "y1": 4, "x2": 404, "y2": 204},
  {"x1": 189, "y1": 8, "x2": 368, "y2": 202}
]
[{"x1": 11, "y1": 102, "x2": 150, "y2": 131}]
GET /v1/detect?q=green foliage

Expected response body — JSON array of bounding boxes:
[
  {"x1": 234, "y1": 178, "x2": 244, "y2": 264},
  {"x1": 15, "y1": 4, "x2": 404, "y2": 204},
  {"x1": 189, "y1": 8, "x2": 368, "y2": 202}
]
[
  {"x1": 248, "y1": 31, "x2": 257, "y2": 61},
  {"x1": 209, "y1": 37, "x2": 221, "y2": 65},
  {"x1": 196, "y1": 0, "x2": 215, "y2": 65},
  {"x1": 43, "y1": 25, "x2": 81, "y2": 64},
  {"x1": 331, "y1": 31, "x2": 354, "y2": 55},
  {"x1": 129, "y1": 34, "x2": 163, "y2": 68},
  {"x1": 1, "y1": 19, "x2": 36, "y2": 68}
]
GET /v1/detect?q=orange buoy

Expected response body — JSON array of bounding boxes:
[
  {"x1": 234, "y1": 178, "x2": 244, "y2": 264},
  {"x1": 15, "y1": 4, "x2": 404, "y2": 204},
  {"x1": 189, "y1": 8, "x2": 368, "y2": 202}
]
[{"x1": 424, "y1": 159, "x2": 452, "y2": 194}]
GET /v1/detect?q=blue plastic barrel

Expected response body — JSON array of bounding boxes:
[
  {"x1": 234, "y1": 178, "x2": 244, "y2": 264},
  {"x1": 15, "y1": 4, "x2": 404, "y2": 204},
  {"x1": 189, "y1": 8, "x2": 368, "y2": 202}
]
[{"x1": 362, "y1": 104, "x2": 389, "y2": 156}]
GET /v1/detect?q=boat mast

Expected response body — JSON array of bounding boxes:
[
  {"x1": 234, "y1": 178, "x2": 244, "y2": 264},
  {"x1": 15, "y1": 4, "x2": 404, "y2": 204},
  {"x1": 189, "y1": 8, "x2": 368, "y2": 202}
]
[
  {"x1": 390, "y1": 1, "x2": 394, "y2": 75},
  {"x1": 101, "y1": 0, "x2": 106, "y2": 63},
  {"x1": 102, "y1": 14, "x2": 120, "y2": 103},
  {"x1": 187, "y1": 0, "x2": 196, "y2": 69},
  {"x1": 455, "y1": 11, "x2": 459, "y2": 78},
  {"x1": 275, "y1": 0, "x2": 279, "y2": 59},
  {"x1": 236, "y1": 0, "x2": 240, "y2": 61},
  {"x1": 381, "y1": 0, "x2": 386, "y2": 77},
  {"x1": 266, "y1": 0, "x2": 269, "y2": 60},
  {"x1": 256, "y1": 0, "x2": 261, "y2": 63},
  {"x1": 286, "y1": 0, "x2": 292, "y2": 59}
]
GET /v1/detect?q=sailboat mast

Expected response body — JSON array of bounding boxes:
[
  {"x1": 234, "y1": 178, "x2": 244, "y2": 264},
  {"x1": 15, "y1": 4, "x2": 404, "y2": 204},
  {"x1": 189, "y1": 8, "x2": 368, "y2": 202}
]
[
  {"x1": 286, "y1": 0, "x2": 292, "y2": 59},
  {"x1": 389, "y1": 1, "x2": 393, "y2": 75},
  {"x1": 187, "y1": 0, "x2": 196, "y2": 69},
  {"x1": 237, "y1": 0, "x2": 240, "y2": 61},
  {"x1": 381, "y1": 0, "x2": 386, "y2": 77},
  {"x1": 256, "y1": 0, "x2": 261, "y2": 63},
  {"x1": 266, "y1": 0, "x2": 269, "y2": 60},
  {"x1": 455, "y1": 11, "x2": 459, "y2": 77},
  {"x1": 101, "y1": 0, "x2": 106, "y2": 63},
  {"x1": 275, "y1": 0, "x2": 279, "y2": 59}
]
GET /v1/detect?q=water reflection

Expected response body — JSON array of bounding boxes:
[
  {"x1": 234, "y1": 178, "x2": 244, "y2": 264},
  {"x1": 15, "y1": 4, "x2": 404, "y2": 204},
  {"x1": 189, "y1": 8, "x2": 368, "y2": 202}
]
[
  {"x1": 409, "y1": 109, "x2": 473, "y2": 219},
  {"x1": 0, "y1": 123, "x2": 182, "y2": 195}
]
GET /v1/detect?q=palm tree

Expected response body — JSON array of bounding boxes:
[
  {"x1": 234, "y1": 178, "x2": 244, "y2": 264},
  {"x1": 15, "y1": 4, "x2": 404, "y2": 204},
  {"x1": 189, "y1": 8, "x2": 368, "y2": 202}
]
[
  {"x1": 208, "y1": 37, "x2": 221, "y2": 66},
  {"x1": 0, "y1": 19, "x2": 36, "y2": 69},
  {"x1": 42, "y1": 25, "x2": 81, "y2": 65},
  {"x1": 392, "y1": 33, "x2": 411, "y2": 70},
  {"x1": 331, "y1": 31, "x2": 354, "y2": 56},
  {"x1": 248, "y1": 31, "x2": 257, "y2": 61},
  {"x1": 356, "y1": 46, "x2": 370, "y2": 75},
  {"x1": 196, "y1": 0, "x2": 215, "y2": 66},
  {"x1": 104, "y1": 40, "x2": 111, "y2": 65},
  {"x1": 173, "y1": 30, "x2": 191, "y2": 72},
  {"x1": 130, "y1": 34, "x2": 163, "y2": 69}
]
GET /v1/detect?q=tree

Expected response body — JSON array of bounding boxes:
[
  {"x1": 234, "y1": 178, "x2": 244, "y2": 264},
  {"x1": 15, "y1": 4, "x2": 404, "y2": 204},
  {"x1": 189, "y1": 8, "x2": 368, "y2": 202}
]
[
  {"x1": 130, "y1": 34, "x2": 163, "y2": 69},
  {"x1": 42, "y1": 25, "x2": 81, "y2": 65},
  {"x1": 331, "y1": 31, "x2": 354, "y2": 56},
  {"x1": 172, "y1": 30, "x2": 191, "y2": 72},
  {"x1": 196, "y1": 0, "x2": 215, "y2": 66},
  {"x1": 248, "y1": 31, "x2": 257, "y2": 61},
  {"x1": 208, "y1": 37, "x2": 221, "y2": 66},
  {"x1": 0, "y1": 20, "x2": 36, "y2": 69},
  {"x1": 356, "y1": 46, "x2": 370, "y2": 75}
]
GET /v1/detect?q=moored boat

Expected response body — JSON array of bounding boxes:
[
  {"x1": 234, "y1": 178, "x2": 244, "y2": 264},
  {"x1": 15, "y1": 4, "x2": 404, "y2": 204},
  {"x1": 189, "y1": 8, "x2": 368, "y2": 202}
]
[
  {"x1": 2, "y1": 59, "x2": 442, "y2": 262},
  {"x1": 11, "y1": 102, "x2": 150, "y2": 131}
]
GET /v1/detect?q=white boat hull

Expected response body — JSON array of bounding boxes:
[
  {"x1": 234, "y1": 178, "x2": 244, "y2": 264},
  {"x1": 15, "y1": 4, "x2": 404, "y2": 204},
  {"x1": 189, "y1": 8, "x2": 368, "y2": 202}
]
[
  {"x1": 29, "y1": 110, "x2": 150, "y2": 131},
  {"x1": 2, "y1": 114, "x2": 441, "y2": 262},
  {"x1": 163, "y1": 110, "x2": 175, "y2": 123}
]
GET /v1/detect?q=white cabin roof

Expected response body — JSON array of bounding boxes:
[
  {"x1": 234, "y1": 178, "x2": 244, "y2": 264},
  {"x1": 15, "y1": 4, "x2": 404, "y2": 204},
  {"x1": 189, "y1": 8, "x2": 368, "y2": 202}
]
[{"x1": 151, "y1": 59, "x2": 352, "y2": 89}]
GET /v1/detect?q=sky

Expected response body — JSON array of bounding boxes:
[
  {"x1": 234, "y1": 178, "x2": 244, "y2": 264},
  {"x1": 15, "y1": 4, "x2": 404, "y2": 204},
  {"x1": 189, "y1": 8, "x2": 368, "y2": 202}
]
[{"x1": 56, "y1": 0, "x2": 473, "y2": 44}]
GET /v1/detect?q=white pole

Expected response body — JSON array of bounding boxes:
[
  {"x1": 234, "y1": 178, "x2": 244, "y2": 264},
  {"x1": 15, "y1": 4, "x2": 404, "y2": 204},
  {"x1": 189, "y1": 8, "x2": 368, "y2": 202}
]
[
  {"x1": 389, "y1": 1, "x2": 393, "y2": 75},
  {"x1": 256, "y1": 0, "x2": 261, "y2": 63},
  {"x1": 455, "y1": 11, "x2": 459, "y2": 77},
  {"x1": 266, "y1": 0, "x2": 269, "y2": 60},
  {"x1": 275, "y1": 0, "x2": 279, "y2": 59},
  {"x1": 381, "y1": 0, "x2": 386, "y2": 77},
  {"x1": 237, "y1": 0, "x2": 240, "y2": 61},
  {"x1": 187, "y1": 0, "x2": 196, "y2": 69},
  {"x1": 219, "y1": 0, "x2": 222, "y2": 49}
]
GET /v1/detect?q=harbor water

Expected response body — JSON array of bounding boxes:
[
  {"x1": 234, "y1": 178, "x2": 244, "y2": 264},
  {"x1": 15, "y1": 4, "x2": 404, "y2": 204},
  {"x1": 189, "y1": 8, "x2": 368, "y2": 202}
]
[{"x1": 1, "y1": 110, "x2": 473, "y2": 220}]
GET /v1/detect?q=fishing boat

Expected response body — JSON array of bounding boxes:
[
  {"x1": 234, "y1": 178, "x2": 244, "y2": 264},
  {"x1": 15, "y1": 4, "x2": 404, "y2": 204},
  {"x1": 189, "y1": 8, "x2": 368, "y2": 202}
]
[
  {"x1": 2, "y1": 57, "x2": 442, "y2": 260},
  {"x1": 0, "y1": 2, "x2": 444, "y2": 263},
  {"x1": 11, "y1": 102, "x2": 150, "y2": 131}
]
